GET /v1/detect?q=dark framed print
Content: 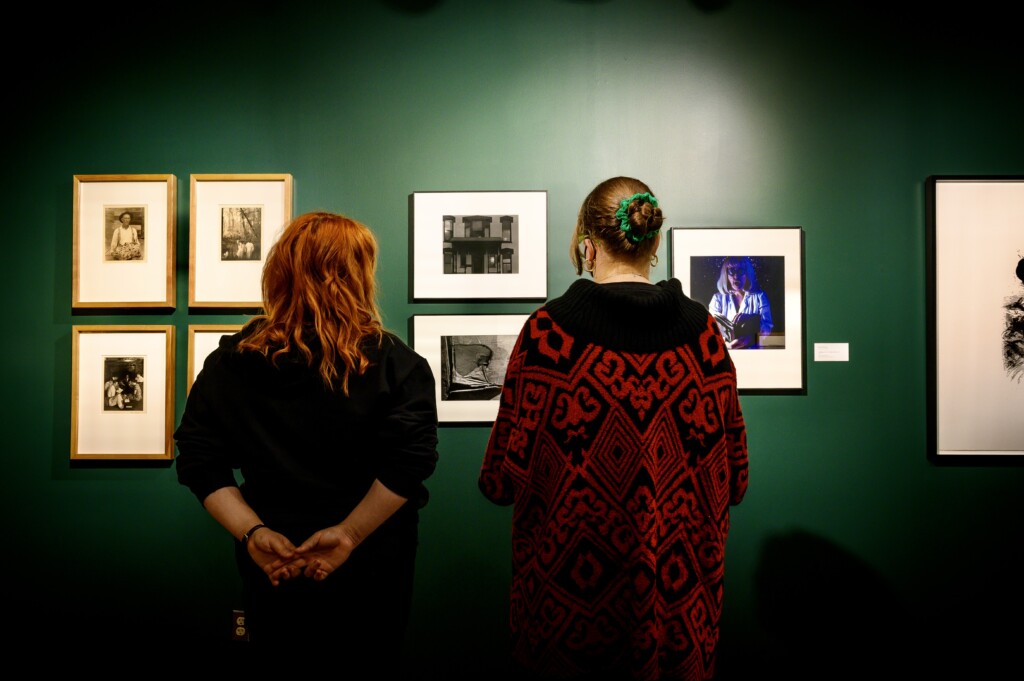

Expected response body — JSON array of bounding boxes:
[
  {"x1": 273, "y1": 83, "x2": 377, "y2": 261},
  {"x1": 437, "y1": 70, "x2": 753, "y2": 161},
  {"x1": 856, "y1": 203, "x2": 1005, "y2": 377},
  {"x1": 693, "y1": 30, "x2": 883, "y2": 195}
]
[
  {"x1": 187, "y1": 324, "x2": 243, "y2": 392},
  {"x1": 71, "y1": 324, "x2": 175, "y2": 461},
  {"x1": 670, "y1": 226, "x2": 806, "y2": 394},
  {"x1": 189, "y1": 173, "x2": 293, "y2": 308},
  {"x1": 926, "y1": 176, "x2": 1024, "y2": 464},
  {"x1": 411, "y1": 190, "x2": 547, "y2": 301},
  {"x1": 411, "y1": 314, "x2": 529, "y2": 423},
  {"x1": 72, "y1": 174, "x2": 177, "y2": 309}
]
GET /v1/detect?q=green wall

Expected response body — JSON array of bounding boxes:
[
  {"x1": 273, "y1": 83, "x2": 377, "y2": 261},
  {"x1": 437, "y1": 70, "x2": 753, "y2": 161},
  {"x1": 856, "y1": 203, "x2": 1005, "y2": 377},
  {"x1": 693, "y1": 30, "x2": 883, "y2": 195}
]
[{"x1": 7, "y1": 0, "x2": 1022, "y2": 674}]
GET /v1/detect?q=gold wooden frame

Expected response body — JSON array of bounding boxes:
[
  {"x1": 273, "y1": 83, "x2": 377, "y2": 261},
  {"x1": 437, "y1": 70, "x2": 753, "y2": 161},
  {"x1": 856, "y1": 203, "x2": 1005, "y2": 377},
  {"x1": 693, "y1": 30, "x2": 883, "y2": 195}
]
[
  {"x1": 187, "y1": 323, "x2": 244, "y2": 393},
  {"x1": 72, "y1": 174, "x2": 176, "y2": 309},
  {"x1": 71, "y1": 325, "x2": 175, "y2": 461},
  {"x1": 189, "y1": 173, "x2": 293, "y2": 308}
]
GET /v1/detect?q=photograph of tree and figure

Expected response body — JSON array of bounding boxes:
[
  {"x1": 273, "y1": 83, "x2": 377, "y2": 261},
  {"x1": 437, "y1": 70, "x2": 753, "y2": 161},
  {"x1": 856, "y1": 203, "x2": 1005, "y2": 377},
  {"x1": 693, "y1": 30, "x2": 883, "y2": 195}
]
[{"x1": 221, "y1": 206, "x2": 262, "y2": 261}]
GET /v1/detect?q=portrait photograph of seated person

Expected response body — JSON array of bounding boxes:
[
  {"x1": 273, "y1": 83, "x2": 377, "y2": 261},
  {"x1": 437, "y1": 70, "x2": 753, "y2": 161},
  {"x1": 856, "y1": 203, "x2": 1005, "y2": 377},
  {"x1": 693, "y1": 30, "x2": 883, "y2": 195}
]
[{"x1": 690, "y1": 255, "x2": 785, "y2": 349}]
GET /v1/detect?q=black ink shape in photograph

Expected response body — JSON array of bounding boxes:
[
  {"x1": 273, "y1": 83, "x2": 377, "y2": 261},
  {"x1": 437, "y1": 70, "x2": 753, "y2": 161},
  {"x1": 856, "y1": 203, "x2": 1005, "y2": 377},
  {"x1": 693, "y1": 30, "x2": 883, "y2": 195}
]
[{"x1": 1004, "y1": 256, "x2": 1024, "y2": 383}]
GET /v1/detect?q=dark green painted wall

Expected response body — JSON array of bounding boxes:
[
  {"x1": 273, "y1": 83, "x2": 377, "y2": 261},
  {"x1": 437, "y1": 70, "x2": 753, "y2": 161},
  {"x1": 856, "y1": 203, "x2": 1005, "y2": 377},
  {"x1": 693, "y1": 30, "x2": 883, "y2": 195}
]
[{"x1": 7, "y1": 0, "x2": 1022, "y2": 674}]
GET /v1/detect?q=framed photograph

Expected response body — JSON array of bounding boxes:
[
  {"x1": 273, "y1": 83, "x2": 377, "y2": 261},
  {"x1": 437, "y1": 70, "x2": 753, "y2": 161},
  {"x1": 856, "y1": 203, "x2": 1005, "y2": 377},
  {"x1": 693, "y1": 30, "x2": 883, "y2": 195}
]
[
  {"x1": 72, "y1": 174, "x2": 176, "y2": 309},
  {"x1": 926, "y1": 176, "x2": 1024, "y2": 464},
  {"x1": 187, "y1": 324, "x2": 244, "y2": 392},
  {"x1": 189, "y1": 173, "x2": 293, "y2": 308},
  {"x1": 71, "y1": 325, "x2": 175, "y2": 461},
  {"x1": 411, "y1": 190, "x2": 547, "y2": 300},
  {"x1": 412, "y1": 314, "x2": 529, "y2": 423},
  {"x1": 670, "y1": 226, "x2": 805, "y2": 394}
]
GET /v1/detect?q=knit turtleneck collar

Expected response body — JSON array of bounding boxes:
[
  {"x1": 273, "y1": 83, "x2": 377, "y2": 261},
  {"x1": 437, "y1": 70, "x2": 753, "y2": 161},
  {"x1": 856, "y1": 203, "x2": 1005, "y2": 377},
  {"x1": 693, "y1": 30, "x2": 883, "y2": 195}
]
[{"x1": 542, "y1": 278, "x2": 711, "y2": 352}]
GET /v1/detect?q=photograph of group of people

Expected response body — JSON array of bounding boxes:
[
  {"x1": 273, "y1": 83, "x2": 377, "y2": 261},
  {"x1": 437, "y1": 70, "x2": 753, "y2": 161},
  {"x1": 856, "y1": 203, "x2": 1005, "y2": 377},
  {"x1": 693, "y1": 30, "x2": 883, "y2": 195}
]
[{"x1": 102, "y1": 357, "x2": 145, "y2": 412}]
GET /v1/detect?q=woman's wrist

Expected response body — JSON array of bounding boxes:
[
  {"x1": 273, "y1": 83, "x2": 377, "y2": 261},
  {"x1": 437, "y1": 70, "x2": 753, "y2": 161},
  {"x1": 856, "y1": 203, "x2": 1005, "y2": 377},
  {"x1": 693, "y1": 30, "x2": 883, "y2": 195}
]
[{"x1": 241, "y1": 523, "x2": 267, "y2": 545}]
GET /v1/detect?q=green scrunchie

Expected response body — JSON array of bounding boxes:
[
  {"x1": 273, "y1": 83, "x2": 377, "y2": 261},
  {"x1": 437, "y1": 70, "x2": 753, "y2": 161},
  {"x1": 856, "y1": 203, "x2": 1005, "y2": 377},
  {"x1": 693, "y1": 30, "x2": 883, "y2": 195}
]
[{"x1": 615, "y1": 192, "x2": 660, "y2": 244}]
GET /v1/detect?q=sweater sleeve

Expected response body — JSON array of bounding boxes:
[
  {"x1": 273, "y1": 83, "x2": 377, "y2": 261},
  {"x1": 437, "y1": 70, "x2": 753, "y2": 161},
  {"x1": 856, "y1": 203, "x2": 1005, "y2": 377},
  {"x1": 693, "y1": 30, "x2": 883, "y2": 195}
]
[
  {"x1": 720, "y1": 354, "x2": 749, "y2": 506},
  {"x1": 374, "y1": 347, "x2": 440, "y2": 507},
  {"x1": 173, "y1": 356, "x2": 241, "y2": 505},
  {"x1": 478, "y1": 323, "x2": 529, "y2": 506},
  {"x1": 754, "y1": 290, "x2": 774, "y2": 335}
]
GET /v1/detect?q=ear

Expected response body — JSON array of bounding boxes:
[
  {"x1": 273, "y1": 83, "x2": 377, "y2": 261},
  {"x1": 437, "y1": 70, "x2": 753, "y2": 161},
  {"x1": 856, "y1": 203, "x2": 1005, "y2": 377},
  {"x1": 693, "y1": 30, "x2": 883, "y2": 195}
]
[{"x1": 583, "y1": 238, "x2": 596, "y2": 260}]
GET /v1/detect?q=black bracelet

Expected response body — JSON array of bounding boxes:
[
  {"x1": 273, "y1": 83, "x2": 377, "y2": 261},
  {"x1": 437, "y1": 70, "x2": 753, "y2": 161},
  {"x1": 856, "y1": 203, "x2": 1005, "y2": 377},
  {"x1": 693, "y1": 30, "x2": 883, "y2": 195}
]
[{"x1": 241, "y1": 523, "x2": 267, "y2": 546}]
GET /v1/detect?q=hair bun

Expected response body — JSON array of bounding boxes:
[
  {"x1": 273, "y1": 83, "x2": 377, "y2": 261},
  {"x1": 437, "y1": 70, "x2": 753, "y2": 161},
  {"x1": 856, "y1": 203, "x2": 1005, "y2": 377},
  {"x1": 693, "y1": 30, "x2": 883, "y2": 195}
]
[
  {"x1": 617, "y1": 192, "x2": 662, "y2": 244},
  {"x1": 632, "y1": 201, "x2": 664, "y2": 231}
]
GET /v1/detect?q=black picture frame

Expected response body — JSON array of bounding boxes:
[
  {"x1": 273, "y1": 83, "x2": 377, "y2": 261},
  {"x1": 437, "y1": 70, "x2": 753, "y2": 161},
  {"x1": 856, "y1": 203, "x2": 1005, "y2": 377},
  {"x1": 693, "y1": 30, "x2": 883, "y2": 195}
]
[
  {"x1": 669, "y1": 226, "x2": 806, "y2": 395},
  {"x1": 925, "y1": 175, "x2": 1024, "y2": 464},
  {"x1": 410, "y1": 191, "x2": 547, "y2": 301},
  {"x1": 410, "y1": 314, "x2": 529, "y2": 423}
]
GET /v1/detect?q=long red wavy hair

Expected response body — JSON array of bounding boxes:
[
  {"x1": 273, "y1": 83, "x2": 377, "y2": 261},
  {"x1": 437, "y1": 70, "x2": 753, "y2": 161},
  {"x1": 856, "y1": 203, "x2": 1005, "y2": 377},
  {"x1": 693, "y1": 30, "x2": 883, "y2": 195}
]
[{"x1": 237, "y1": 211, "x2": 384, "y2": 394}]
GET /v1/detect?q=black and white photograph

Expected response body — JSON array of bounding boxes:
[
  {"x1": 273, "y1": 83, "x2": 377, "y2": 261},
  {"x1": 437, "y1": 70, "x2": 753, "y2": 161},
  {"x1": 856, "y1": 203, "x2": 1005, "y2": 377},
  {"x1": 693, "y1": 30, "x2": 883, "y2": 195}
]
[
  {"x1": 412, "y1": 191, "x2": 547, "y2": 300},
  {"x1": 441, "y1": 213, "x2": 519, "y2": 275},
  {"x1": 670, "y1": 226, "x2": 805, "y2": 394},
  {"x1": 927, "y1": 176, "x2": 1024, "y2": 462},
  {"x1": 220, "y1": 206, "x2": 262, "y2": 261},
  {"x1": 71, "y1": 325, "x2": 175, "y2": 460},
  {"x1": 412, "y1": 314, "x2": 529, "y2": 423},
  {"x1": 189, "y1": 174, "x2": 292, "y2": 308},
  {"x1": 104, "y1": 206, "x2": 146, "y2": 262},
  {"x1": 72, "y1": 174, "x2": 176, "y2": 309},
  {"x1": 102, "y1": 356, "x2": 145, "y2": 412},
  {"x1": 440, "y1": 332, "x2": 517, "y2": 402}
]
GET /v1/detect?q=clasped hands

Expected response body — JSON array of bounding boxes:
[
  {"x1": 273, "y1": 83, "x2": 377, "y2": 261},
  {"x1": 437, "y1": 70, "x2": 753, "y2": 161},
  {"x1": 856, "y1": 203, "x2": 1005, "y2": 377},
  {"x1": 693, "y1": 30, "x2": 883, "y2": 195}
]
[{"x1": 245, "y1": 525, "x2": 360, "y2": 586}]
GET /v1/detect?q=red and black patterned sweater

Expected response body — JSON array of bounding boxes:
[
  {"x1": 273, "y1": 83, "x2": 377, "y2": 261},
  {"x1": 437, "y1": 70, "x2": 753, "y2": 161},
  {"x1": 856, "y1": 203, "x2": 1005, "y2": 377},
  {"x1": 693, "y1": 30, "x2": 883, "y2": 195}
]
[{"x1": 480, "y1": 277, "x2": 749, "y2": 681}]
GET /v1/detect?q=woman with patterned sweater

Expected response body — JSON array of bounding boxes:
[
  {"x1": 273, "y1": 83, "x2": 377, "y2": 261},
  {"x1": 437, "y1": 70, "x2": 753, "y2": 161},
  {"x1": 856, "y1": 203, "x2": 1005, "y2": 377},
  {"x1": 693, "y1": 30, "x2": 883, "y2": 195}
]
[{"x1": 480, "y1": 177, "x2": 749, "y2": 681}]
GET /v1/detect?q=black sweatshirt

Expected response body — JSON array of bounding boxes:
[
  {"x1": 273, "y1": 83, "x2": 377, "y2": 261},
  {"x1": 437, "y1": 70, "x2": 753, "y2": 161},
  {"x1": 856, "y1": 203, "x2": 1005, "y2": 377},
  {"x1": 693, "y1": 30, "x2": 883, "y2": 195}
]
[{"x1": 174, "y1": 325, "x2": 439, "y2": 538}]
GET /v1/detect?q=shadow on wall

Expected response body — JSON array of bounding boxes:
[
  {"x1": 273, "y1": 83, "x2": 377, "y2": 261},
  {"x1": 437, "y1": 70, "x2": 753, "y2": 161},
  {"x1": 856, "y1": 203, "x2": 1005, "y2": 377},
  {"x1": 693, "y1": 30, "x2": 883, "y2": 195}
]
[
  {"x1": 381, "y1": 0, "x2": 444, "y2": 11},
  {"x1": 381, "y1": 0, "x2": 710, "y2": 11},
  {"x1": 744, "y1": 530, "x2": 909, "y2": 679},
  {"x1": 729, "y1": 529, "x2": 1024, "y2": 681}
]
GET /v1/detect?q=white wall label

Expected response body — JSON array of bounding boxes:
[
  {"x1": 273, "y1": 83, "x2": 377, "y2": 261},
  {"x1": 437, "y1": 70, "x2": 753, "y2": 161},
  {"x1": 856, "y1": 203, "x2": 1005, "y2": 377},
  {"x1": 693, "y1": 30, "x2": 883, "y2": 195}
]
[{"x1": 814, "y1": 343, "x2": 849, "y2": 362}]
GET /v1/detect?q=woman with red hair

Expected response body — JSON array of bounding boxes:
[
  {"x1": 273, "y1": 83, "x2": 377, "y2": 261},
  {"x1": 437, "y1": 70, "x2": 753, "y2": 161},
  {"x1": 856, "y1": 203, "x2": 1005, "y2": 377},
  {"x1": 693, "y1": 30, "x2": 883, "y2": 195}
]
[{"x1": 175, "y1": 212, "x2": 439, "y2": 662}]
